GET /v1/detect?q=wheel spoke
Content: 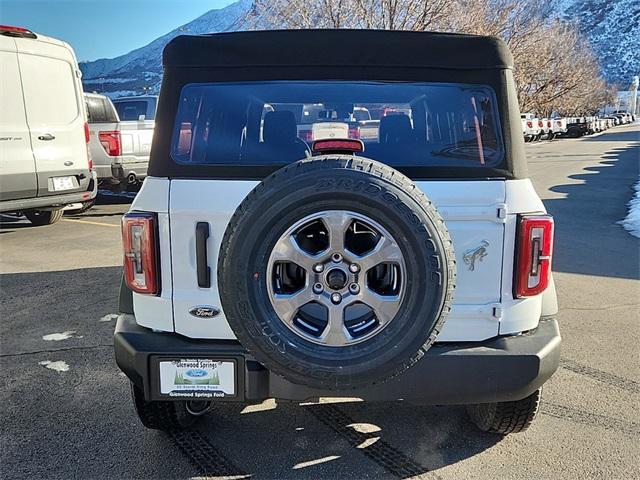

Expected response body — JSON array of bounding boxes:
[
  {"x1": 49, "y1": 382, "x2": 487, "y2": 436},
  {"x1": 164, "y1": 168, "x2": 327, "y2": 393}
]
[
  {"x1": 358, "y1": 236, "x2": 403, "y2": 271},
  {"x1": 320, "y1": 303, "x2": 351, "y2": 346},
  {"x1": 272, "y1": 287, "x2": 313, "y2": 325},
  {"x1": 360, "y1": 287, "x2": 401, "y2": 326},
  {"x1": 322, "y1": 212, "x2": 352, "y2": 253},
  {"x1": 270, "y1": 234, "x2": 316, "y2": 270}
]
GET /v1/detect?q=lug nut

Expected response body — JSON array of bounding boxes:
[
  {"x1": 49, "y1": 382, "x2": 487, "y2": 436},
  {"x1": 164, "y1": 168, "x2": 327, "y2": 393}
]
[
  {"x1": 331, "y1": 292, "x2": 342, "y2": 304},
  {"x1": 313, "y1": 263, "x2": 324, "y2": 273},
  {"x1": 349, "y1": 283, "x2": 360, "y2": 294},
  {"x1": 332, "y1": 253, "x2": 343, "y2": 263},
  {"x1": 313, "y1": 283, "x2": 324, "y2": 294},
  {"x1": 349, "y1": 263, "x2": 360, "y2": 273}
]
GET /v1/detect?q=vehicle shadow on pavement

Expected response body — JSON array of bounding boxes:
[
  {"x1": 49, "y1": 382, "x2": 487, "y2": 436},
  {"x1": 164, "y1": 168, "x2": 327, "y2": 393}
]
[
  {"x1": 0, "y1": 213, "x2": 34, "y2": 232},
  {"x1": 189, "y1": 400, "x2": 501, "y2": 479},
  {"x1": 544, "y1": 131, "x2": 640, "y2": 280}
]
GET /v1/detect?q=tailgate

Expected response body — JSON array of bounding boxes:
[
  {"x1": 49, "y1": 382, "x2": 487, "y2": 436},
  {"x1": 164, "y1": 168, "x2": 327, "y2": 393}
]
[{"x1": 168, "y1": 179, "x2": 506, "y2": 342}]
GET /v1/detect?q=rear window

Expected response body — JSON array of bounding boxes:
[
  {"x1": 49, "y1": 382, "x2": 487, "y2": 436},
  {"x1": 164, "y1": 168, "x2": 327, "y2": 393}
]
[
  {"x1": 171, "y1": 81, "x2": 503, "y2": 168},
  {"x1": 114, "y1": 100, "x2": 153, "y2": 121}
]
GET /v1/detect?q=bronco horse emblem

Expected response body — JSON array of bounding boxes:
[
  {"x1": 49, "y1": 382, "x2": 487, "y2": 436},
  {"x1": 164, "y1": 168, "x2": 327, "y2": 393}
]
[{"x1": 463, "y1": 240, "x2": 489, "y2": 271}]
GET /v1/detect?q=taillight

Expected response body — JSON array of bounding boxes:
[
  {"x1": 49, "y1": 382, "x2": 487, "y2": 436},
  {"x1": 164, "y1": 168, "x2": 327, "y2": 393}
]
[
  {"x1": 122, "y1": 212, "x2": 158, "y2": 295},
  {"x1": 514, "y1": 215, "x2": 554, "y2": 298},
  {"x1": 556, "y1": 120, "x2": 562, "y2": 126},
  {"x1": 527, "y1": 121, "x2": 533, "y2": 128},
  {"x1": 99, "y1": 130, "x2": 122, "y2": 156},
  {"x1": 348, "y1": 126, "x2": 360, "y2": 139},
  {"x1": 84, "y1": 122, "x2": 92, "y2": 170},
  {"x1": 547, "y1": 120, "x2": 552, "y2": 128},
  {"x1": 538, "y1": 120, "x2": 543, "y2": 128}
]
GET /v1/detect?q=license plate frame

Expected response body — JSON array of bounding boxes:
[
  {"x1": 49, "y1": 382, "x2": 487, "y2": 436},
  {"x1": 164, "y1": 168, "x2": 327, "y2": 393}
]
[
  {"x1": 51, "y1": 176, "x2": 76, "y2": 191},
  {"x1": 151, "y1": 357, "x2": 241, "y2": 401}
]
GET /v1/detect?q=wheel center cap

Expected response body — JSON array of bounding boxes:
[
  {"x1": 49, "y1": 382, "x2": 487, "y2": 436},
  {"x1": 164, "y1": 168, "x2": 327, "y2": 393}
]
[{"x1": 326, "y1": 268, "x2": 347, "y2": 290}]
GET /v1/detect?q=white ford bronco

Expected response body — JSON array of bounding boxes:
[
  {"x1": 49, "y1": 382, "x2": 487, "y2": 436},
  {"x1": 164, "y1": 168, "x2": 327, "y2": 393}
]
[{"x1": 115, "y1": 30, "x2": 561, "y2": 435}]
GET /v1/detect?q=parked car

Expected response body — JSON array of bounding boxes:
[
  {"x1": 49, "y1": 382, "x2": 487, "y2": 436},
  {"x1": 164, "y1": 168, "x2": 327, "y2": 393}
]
[
  {"x1": 551, "y1": 117, "x2": 567, "y2": 137},
  {"x1": 0, "y1": 25, "x2": 96, "y2": 225},
  {"x1": 108, "y1": 95, "x2": 156, "y2": 186},
  {"x1": 85, "y1": 92, "x2": 119, "y2": 185},
  {"x1": 521, "y1": 113, "x2": 541, "y2": 142},
  {"x1": 115, "y1": 30, "x2": 560, "y2": 436},
  {"x1": 540, "y1": 118, "x2": 552, "y2": 139}
]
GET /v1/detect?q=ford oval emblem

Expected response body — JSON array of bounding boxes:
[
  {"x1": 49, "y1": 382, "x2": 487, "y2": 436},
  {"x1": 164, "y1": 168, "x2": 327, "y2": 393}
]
[{"x1": 189, "y1": 306, "x2": 221, "y2": 319}]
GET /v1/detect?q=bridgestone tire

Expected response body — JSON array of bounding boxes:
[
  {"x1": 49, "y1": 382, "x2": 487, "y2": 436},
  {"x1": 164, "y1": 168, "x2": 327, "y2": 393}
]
[
  {"x1": 467, "y1": 388, "x2": 542, "y2": 434},
  {"x1": 131, "y1": 383, "x2": 199, "y2": 431},
  {"x1": 218, "y1": 156, "x2": 456, "y2": 390},
  {"x1": 24, "y1": 208, "x2": 64, "y2": 226}
]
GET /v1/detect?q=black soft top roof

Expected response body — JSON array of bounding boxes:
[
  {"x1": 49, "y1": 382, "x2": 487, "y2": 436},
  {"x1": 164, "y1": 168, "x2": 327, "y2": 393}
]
[{"x1": 163, "y1": 29, "x2": 513, "y2": 71}]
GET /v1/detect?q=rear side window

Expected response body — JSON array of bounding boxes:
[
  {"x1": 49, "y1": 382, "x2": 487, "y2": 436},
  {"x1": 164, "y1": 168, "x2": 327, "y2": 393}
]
[
  {"x1": 114, "y1": 100, "x2": 153, "y2": 121},
  {"x1": 19, "y1": 54, "x2": 78, "y2": 126},
  {"x1": 171, "y1": 81, "x2": 503, "y2": 168},
  {"x1": 86, "y1": 96, "x2": 118, "y2": 123}
]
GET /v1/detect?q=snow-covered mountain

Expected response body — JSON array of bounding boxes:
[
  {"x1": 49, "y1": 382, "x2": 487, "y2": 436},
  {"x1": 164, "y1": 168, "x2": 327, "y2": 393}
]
[
  {"x1": 556, "y1": 0, "x2": 640, "y2": 87},
  {"x1": 80, "y1": 0, "x2": 252, "y2": 97},
  {"x1": 80, "y1": 0, "x2": 639, "y2": 97}
]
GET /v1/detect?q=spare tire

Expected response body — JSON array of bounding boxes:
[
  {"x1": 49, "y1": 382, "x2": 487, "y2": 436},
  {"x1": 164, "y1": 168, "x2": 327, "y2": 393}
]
[{"x1": 219, "y1": 157, "x2": 455, "y2": 389}]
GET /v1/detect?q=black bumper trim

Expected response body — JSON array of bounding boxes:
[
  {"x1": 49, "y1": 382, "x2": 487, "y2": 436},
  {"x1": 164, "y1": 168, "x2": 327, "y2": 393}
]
[{"x1": 114, "y1": 314, "x2": 561, "y2": 404}]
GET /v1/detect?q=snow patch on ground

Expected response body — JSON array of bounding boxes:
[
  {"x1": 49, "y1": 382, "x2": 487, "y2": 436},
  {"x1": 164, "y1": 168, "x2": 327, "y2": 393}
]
[
  {"x1": 42, "y1": 331, "x2": 79, "y2": 341},
  {"x1": 100, "y1": 313, "x2": 119, "y2": 323},
  {"x1": 619, "y1": 180, "x2": 640, "y2": 238},
  {"x1": 39, "y1": 360, "x2": 70, "y2": 372}
]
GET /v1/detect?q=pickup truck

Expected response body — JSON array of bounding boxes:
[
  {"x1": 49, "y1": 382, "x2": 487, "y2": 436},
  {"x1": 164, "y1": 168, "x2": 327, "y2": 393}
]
[
  {"x1": 84, "y1": 93, "x2": 155, "y2": 189},
  {"x1": 551, "y1": 118, "x2": 567, "y2": 138},
  {"x1": 565, "y1": 117, "x2": 590, "y2": 137},
  {"x1": 521, "y1": 113, "x2": 541, "y2": 142}
]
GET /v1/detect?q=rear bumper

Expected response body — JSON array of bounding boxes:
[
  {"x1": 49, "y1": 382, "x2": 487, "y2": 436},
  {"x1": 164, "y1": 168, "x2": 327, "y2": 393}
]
[
  {"x1": 114, "y1": 314, "x2": 561, "y2": 405},
  {"x1": 111, "y1": 161, "x2": 148, "y2": 182},
  {"x1": 0, "y1": 171, "x2": 97, "y2": 213}
]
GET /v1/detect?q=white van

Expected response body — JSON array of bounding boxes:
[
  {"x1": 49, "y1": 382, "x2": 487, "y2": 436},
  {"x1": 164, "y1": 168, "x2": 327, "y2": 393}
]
[{"x1": 0, "y1": 25, "x2": 96, "y2": 225}]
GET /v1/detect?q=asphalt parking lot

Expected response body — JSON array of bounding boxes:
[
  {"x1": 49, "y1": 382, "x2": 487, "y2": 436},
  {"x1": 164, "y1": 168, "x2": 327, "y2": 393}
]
[{"x1": 1, "y1": 125, "x2": 639, "y2": 480}]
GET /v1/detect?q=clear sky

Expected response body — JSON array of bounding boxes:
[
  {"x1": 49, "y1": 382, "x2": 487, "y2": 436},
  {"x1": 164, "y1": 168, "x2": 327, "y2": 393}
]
[{"x1": 0, "y1": 0, "x2": 236, "y2": 61}]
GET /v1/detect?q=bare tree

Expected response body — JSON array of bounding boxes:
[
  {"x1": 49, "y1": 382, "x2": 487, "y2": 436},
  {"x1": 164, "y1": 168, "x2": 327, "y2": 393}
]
[
  {"x1": 250, "y1": 0, "x2": 454, "y2": 31},
  {"x1": 246, "y1": 0, "x2": 615, "y2": 115}
]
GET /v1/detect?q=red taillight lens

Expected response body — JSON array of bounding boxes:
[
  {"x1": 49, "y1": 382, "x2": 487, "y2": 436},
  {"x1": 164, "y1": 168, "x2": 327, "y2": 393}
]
[
  {"x1": 99, "y1": 130, "x2": 122, "y2": 156},
  {"x1": 348, "y1": 126, "x2": 360, "y2": 139},
  {"x1": 515, "y1": 215, "x2": 554, "y2": 298},
  {"x1": 538, "y1": 120, "x2": 543, "y2": 128},
  {"x1": 557, "y1": 121, "x2": 562, "y2": 126},
  {"x1": 122, "y1": 212, "x2": 158, "y2": 295},
  {"x1": 312, "y1": 138, "x2": 364, "y2": 154},
  {"x1": 84, "y1": 122, "x2": 90, "y2": 143},
  {"x1": 527, "y1": 121, "x2": 533, "y2": 128}
]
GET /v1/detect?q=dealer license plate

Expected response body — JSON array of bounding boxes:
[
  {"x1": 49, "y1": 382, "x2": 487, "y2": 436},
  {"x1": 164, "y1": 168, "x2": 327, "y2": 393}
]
[
  {"x1": 52, "y1": 176, "x2": 75, "y2": 191},
  {"x1": 158, "y1": 359, "x2": 235, "y2": 397}
]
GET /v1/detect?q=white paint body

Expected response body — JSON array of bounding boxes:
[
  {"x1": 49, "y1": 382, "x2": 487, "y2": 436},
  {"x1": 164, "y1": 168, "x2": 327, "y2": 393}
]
[
  {"x1": 131, "y1": 176, "x2": 556, "y2": 342},
  {"x1": 0, "y1": 32, "x2": 89, "y2": 204}
]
